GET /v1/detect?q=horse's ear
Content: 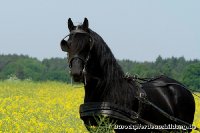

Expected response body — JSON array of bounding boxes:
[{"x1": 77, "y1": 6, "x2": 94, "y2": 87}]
[
  {"x1": 82, "y1": 18, "x2": 89, "y2": 31},
  {"x1": 68, "y1": 18, "x2": 74, "y2": 31}
]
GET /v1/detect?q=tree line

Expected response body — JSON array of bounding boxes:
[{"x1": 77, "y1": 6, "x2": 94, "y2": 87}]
[{"x1": 0, "y1": 54, "x2": 199, "y2": 91}]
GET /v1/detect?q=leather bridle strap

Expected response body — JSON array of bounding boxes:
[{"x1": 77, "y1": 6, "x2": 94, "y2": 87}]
[
  {"x1": 68, "y1": 55, "x2": 86, "y2": 68},
  {"x1": 67, "y1": 29, "x2": 95, "y2": 85},
  {"x1": 68, "y1": 29, "x2": 94, "y2": 68},
  {"x1": 70, "y1": 29, "x2": 89, "y2": 35}
]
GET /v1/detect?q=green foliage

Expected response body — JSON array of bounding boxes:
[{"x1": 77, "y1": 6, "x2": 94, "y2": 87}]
[
  {"x1": 182, "y1": 62, "x2": 200, "y2": 91},
  {"x1": 0, "y1": 54, "x2": 199, "y2": 91},
  {"x1": 0, "y1": 54, "x2": 45, "y2": 81},
  {"x1": 42, "y1": 58, "x2": 70, "y2": 82},
  {"x1": 86, "y1": 116, "x2": 115, "y2": 133},
  {"x1": 0, "y1": 54, "x2": 71, "y2": 83}
]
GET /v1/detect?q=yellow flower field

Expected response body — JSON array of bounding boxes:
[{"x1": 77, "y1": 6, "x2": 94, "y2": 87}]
[
  {"x1": 0, "y1": 80, "x2": 87, "y2": 133},
  {"x1": 0, "y1": 80, "x2": 199, "y2": 132}
]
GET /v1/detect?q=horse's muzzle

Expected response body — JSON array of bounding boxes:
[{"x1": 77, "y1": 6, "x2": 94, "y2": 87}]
[
  {"x1": 72, "y1": 72, "x2": 83, "y2": 82},
  {"x1": 70, "y1": 58, "x2": 84, "y2": 82}
]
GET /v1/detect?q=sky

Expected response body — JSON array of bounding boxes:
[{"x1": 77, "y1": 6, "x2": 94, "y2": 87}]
[{"x1": 0, "y1": 0, "x2": 199, "y2": 61}]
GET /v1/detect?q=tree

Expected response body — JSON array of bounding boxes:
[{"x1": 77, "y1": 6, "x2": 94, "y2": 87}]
[
  {"x1": 0, "y1": 54, "x2": 199, "y2": 89},
  {"x1": 182, "y1": 62, "x2": 200, "y2": 91}
]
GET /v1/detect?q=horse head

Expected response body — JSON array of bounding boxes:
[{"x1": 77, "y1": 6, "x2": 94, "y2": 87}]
[{"x1": 60, "y1": 18, "x2": 93, "y2": 82}]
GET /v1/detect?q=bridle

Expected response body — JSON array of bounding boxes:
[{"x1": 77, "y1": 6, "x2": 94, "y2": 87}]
[{"x1": 62, "y1": 29, "x2": 94, "y2": 85}]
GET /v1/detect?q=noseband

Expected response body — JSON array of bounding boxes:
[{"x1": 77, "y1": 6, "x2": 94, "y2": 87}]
[{"x1": 63, "y1": 29, "x2": 94, "y2": 85}]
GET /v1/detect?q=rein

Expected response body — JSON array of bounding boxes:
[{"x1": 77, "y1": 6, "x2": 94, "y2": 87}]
[{"x1": 80, "y1": 75, "x2": 200, "y2": 132}]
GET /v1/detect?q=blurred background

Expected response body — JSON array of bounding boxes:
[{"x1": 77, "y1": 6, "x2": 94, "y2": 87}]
[
  {"x1": 0, "y1": 0, "x2": 199, "y2": 90},
  {"x1": 0, "y1": 0, "x2": 199, "y2": 61}
]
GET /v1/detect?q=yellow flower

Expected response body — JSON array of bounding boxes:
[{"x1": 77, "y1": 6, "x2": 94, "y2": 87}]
[{"x1": 66, "y1": 127, "x2": 74, "y2": 133}]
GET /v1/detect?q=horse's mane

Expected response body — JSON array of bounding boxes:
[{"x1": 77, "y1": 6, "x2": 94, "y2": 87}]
[{"x1": 87, "y1": 29, "x2": 137, "y2": 108}]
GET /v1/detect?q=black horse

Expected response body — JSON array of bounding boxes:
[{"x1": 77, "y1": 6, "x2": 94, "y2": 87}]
[{"x1": 60, "y1": 18, "x2": 195, "y2": 132}]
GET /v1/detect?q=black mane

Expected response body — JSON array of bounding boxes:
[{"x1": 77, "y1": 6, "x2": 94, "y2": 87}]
[{"x1": 85, "y1": 29, "x2": 138, "y2": 109}]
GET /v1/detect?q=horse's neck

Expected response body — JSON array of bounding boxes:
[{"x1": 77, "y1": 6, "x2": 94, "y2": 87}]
[
  {"x1": 84, "y1": 70, "x2": 126, "y2": 102},
  {"x1": 84, "y1": 42, "x2": 136, "y2": 107},
  {"x1": 84, "y1": 73, "x2": 137, "y2": 109},
  {"x1": 82, "y1": 31, "x2": 138, "y2": 107}
]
